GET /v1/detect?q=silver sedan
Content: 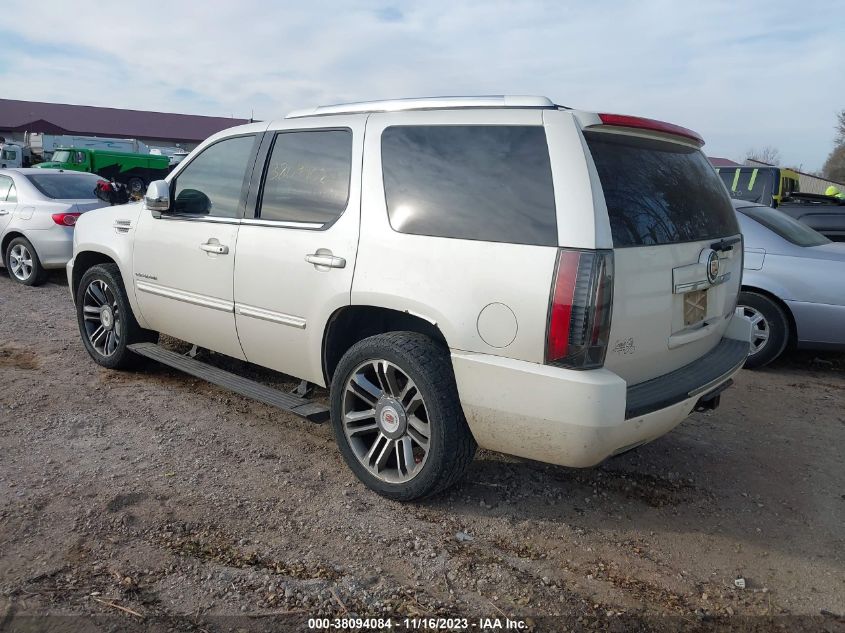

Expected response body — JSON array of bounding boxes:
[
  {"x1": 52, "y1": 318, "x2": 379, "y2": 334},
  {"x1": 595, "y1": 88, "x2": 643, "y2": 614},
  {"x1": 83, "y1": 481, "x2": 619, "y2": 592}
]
[
  {"x1": 0, "y1": 168, "x2": 105, "y2": 285},
  {"x1": 735, "y1": 199, "x2": 845, "y2": 368}
]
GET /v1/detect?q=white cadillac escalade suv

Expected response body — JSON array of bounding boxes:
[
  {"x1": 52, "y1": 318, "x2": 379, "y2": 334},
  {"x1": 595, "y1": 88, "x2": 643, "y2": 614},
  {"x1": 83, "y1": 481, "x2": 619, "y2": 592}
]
[{"x1": 68, "y1": 96, "x2": 751, "y2": 500}]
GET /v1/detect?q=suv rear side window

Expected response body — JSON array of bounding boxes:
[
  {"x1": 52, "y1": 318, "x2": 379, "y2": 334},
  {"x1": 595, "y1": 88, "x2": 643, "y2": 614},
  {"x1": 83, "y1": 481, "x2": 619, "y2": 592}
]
[
  {"x1": 258, "y1": 130, "x2": 352, "y2": 224},
  {"x1": 381, "y1": 125, "x2": 557, "y2": 246},
  {"x1": 586, "y1": 132, "x2": 739, "y2": 247},
  {"x1": 173, "y1": 135, "x2": 256, "y2": 218}
]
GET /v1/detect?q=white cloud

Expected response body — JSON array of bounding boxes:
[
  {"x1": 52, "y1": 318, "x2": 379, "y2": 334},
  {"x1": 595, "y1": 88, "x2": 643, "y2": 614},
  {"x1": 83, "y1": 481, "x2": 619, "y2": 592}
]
[{"x1": 2, "y1": 0, "x2": 843, "y2": 169}]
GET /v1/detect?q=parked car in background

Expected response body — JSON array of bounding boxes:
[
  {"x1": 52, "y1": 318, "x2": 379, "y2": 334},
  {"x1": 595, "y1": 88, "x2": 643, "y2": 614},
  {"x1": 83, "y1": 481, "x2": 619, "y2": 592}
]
[
  {"x1": 68, "y1": 96, "x2": 751, "y2": 500},
  {"x1": 775, "y1": 192, "x2": 845, "y2": 242},
  {"x1": 735, "y1": 199, "x2": 845, "y2": 368},
  {"x1": 0, "y1": 168, "x2": 105, "y2": 285},
  {"x1": 36, "y1": 147, "x2": 171, "y2": 196},
  {"x1": 715, "y1": 165, "x2": 800, "y2": 207}
]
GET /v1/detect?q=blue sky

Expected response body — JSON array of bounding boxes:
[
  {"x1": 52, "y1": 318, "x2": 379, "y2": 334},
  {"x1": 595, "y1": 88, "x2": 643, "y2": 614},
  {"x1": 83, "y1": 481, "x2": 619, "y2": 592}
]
[{"x1": 1, "y1": 0, "x2": 843, "y2": 171}]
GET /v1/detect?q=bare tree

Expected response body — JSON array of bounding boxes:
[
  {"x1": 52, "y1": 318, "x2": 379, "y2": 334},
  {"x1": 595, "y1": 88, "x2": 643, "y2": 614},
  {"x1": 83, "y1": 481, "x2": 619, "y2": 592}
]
[
  {"x1": 745, "y1": 146, "x2": 781, "y2": 166},
  {"x1": 835, "y1": 109, "x2": 845, "y2": 146},
  {"x1": 822, "y1": 144, "x2": 845, "y2": 183}
]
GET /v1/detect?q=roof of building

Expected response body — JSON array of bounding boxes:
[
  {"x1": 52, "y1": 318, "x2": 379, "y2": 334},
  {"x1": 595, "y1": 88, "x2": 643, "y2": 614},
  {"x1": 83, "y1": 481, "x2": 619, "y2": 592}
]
[
  {"x1": 0, "y1": 98, "x2": 250, "y2": 143},
  {"x1": 708, "y1": 156, "x2": 741, "y2": 167}
]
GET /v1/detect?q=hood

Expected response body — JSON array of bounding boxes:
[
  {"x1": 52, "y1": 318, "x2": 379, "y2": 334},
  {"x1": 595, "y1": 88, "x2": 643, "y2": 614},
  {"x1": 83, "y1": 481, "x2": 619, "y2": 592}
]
[{"x1": 35, "y1": 162, "x2": 62, "y2": 169}]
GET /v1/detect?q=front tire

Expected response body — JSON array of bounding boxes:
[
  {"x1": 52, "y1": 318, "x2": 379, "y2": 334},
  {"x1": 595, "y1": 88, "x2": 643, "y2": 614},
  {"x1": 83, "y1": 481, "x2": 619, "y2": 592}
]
[
  {"x1": 738, "y1": 291, "x2": 790, "y2": 369},
  {"x1": 76, "y1": 263, "x2": 157, "y2": 369},
  {"x1": 5, "y1": 237, "x2": 47, "y2": 286},
  {"x1": 330, "y1": 332, "x2": 476, "y2": 501}
]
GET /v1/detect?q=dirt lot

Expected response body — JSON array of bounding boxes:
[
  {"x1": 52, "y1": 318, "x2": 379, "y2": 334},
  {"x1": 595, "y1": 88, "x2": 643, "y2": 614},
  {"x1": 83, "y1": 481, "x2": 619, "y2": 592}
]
[{"x1": 1, "y1": 271, "x2": 843, "y2": 632}]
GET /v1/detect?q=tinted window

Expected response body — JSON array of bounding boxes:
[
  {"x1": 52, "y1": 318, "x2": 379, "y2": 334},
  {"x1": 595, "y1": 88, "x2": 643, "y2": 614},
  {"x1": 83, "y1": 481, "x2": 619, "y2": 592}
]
[
  {"x1": 0, "y1": 176, "x2": 11, "y2": 201},
  {"x1": 381, "y1": 125, "x2": 557, "y2": 246},
  {"x1": 7, "y1": 183, "x2": 16, "y2": 202},
  {"x1": 259, "y1": 130, "x2": 352, "y2": 224},
  {"x1": 26, "y1": 173, "x2": 102, "y2": 199},
  {"x1": 1, "y1": 149, "x2": 16, "y2": 160},
  {"x1": 586, "y1": 132, "x2": 739, "y2": 247},
  {"x1": 739, "y1": 205, "x2": 830, "y2": 247},
  {"x1": 173, "y1": 135, "x2": 256, "y2": 217}
]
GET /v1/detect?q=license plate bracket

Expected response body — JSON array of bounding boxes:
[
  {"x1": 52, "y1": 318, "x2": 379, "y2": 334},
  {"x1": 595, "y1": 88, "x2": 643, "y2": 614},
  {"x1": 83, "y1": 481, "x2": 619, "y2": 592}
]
[{"x1": 683, "y1": 290, "x2": 707, "y2": 326}]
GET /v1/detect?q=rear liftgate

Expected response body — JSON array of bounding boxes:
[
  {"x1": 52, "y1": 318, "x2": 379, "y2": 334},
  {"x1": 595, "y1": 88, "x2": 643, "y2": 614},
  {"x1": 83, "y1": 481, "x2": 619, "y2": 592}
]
[{"x1": 128, "y1": 342, "x2": 330, "y2": 423}]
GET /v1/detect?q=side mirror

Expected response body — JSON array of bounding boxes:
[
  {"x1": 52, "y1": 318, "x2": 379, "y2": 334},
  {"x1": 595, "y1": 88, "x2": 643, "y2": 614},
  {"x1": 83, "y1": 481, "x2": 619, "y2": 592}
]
[{"x1": 145, "y1": 180, "x2": 170, "y2": 213}]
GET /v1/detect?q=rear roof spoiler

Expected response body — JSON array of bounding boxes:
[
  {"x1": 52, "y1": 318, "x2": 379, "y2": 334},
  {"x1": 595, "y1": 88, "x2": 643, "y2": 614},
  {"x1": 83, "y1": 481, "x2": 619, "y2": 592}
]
[{"x1": 591, "y1": 113, "x2": 704, "y2": 146}]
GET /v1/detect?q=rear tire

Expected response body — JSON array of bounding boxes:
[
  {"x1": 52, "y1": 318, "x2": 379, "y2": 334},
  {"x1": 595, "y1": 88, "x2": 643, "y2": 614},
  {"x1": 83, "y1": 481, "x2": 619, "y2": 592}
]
[
  {"x1": 5, "y1": 237, "x2": 47, "y2": 286},
  {"x1": 330, "y1": 332, "x2": 476, "y2": 501},
  {"x1": 76, "y1": 263, "x2": 157, "y2": 370},
  {"x1": 127, "y1": 177, "x2": 146, "y2": 196},
  {"x1": 738, "y1": 291, "x2": 789, "y2": 369}
]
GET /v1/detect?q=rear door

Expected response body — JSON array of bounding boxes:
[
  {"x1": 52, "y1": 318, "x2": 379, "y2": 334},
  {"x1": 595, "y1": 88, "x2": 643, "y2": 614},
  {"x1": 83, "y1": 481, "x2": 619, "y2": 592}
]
[
  {"x1": 0, "y1": 176, "x2": 16, "y2": 233},
  {"x1": 583, "y1": 129, "x2": 742, "y2": 385},
  {"x1": 233, "y1": 118, "x2": 363, "y2": 386}
]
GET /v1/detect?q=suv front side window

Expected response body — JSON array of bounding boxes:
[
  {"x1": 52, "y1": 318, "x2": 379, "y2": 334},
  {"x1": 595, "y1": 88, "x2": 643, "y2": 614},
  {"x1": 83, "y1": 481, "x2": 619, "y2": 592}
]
[
  {"x1": 257, "y1": 129, "x2": 352, "y2": 225},
  {"x1": 172, "y1": 135, "x2": 256, "y2": 218}
]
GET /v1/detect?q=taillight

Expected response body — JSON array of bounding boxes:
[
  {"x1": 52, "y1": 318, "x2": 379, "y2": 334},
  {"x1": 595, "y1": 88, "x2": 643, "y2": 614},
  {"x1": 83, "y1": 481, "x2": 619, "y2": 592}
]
[
  {"x1": 546, "y1": 249, "x2": 614, "y2": 369},
  {"x1": 52, "y1": 212, "x2": 81, "y2": 227}
]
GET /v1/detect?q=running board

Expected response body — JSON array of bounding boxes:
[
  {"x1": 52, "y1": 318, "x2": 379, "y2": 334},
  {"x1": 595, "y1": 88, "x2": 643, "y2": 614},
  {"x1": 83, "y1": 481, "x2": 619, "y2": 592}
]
[{"x1": 128, "y1": 342, "x2": 330, "y2": 423}]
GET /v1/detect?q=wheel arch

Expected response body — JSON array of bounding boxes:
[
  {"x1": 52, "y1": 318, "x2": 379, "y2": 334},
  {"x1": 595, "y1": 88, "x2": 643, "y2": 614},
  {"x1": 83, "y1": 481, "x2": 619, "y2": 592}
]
[
  {"x1": 1, "y1": 230, "x2": 28, "y2": 262},
  {"x1": 322, "y1": 305, "x2": 449, "y2": 384},
  {"x1": 740, "y1": 285, "x2": 798, "y2": 347},
  {"x1": 71, "y1": 250, "x2": 120, "y2": 299}
]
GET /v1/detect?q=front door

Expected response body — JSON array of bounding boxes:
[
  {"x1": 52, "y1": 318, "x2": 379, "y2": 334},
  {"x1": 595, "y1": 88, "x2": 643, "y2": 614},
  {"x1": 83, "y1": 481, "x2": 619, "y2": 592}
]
[
  {"x1": 132, "y1": 133, "x2": 259, "y2": 360},
  {"x1": 234, "y1": 120, "x2": 363, "y2": 385}
]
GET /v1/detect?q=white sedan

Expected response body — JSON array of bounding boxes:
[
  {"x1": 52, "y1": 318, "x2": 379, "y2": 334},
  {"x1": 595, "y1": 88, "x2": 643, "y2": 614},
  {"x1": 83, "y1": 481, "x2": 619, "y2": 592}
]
[{"x1": 0, "y1": 168, "x2": 105, "y2": 285}]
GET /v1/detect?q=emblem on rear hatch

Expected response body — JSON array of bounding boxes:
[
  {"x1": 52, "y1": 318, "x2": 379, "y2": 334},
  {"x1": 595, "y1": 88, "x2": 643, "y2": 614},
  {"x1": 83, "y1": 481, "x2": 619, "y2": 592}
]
[{"x1": 705, "y1": 250, "x2": 720, "y2": 284}]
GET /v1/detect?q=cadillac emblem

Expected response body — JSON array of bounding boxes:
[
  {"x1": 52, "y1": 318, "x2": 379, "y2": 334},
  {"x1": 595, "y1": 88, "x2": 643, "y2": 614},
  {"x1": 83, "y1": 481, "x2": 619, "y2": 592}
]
[{"x1": 705, "y1": 250, "x2": 720, "y2": 284}]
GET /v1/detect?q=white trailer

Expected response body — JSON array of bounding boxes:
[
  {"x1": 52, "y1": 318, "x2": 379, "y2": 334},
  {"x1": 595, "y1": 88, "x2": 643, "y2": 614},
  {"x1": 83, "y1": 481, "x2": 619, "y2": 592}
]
[{"x1": 28, "y1": 134, "x2": 150, "y2": 158}]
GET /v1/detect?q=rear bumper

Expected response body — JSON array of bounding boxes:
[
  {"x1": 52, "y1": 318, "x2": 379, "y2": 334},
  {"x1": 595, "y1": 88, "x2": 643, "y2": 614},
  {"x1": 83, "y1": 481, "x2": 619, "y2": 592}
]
[{"x1": 451, "y1": 313, "x2": 751, "y2": 468}]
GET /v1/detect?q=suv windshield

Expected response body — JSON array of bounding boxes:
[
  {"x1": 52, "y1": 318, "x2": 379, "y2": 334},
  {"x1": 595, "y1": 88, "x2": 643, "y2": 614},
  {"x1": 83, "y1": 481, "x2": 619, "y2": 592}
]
[
  {"x1": 585, "y1": 132, "x2": 739, "y2": 247},
  {"x1": 738, "y1": 204, "x2": 831, "y2": 247},
  {"x1": 51, "y1": 150, "x2": 71, "y2": 163},
  {"x1": 26, "y1": 173, "x2": 102, "y2": 199}
]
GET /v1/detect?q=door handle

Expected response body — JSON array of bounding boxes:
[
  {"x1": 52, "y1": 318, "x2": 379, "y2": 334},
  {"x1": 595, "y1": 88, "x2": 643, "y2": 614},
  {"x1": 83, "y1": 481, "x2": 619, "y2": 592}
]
[
  {"x1": 200, "y1": 241, "x2": 229, "y2": 254},
  {"x1": 0, "y1": 210, "x2": 8, "y2": 216},
  {"x1": 305, "y1": 252, "x2": 346, "y2": 269}
]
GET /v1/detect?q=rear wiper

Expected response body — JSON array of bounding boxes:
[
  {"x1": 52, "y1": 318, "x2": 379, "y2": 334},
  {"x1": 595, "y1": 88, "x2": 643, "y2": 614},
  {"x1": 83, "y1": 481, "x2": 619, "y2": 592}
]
[{"x1": 710, "y1": 236, "x2": 742, "y2": 252}]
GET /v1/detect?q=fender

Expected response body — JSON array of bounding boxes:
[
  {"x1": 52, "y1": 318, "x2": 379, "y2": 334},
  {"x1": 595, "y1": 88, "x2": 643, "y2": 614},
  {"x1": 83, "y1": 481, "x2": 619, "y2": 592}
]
[{"x1": 71, "y1": 202, "x2": 150, "y2": 329}]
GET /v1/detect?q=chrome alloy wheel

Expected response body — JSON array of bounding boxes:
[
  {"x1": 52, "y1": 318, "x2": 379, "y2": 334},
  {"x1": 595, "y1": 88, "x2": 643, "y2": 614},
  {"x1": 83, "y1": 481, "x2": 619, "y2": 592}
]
[
  {"x1": 9, "y1": 244, "x2": 34, "y2": 281},
  {"x1": 82, "y1": 279, "x2": 122, "y2": 357},
  {"x1": 342, "y1": 360, "x2": 431, "y2": 484},
  {"x1": 741, "y1": 305, "x2": 769, "y2": 355}
]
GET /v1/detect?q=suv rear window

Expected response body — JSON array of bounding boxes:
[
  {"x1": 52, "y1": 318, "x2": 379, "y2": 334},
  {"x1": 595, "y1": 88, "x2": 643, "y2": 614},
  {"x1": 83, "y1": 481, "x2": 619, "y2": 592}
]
[
  {"x1": 26, "y1": 173, "x2": 103, "y2": 199},
  {"x1": 381, "y1": 125, "x2": 557, "y2": 246},
  {"x1": 585, "y1": 132, "x2": 739, "y2": 247}
]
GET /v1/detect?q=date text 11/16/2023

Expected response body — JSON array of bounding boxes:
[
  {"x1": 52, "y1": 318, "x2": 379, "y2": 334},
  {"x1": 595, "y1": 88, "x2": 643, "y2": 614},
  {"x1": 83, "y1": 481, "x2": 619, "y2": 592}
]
[{"x1": 307, "y1": 617, "x2": 529, "y2": 630}]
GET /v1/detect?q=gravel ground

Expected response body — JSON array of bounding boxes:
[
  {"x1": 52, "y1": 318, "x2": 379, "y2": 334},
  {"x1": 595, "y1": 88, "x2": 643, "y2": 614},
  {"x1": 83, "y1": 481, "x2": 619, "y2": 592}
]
[{"x1": 0, "y1": 271, "x2": 843, "y2": 632}]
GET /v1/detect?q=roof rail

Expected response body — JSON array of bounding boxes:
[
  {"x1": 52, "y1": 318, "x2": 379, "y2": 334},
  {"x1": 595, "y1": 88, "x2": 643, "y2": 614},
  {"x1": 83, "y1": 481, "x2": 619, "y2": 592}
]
[{"x1": 286, "y1": 95, "x2": 556, "y2": 119}]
